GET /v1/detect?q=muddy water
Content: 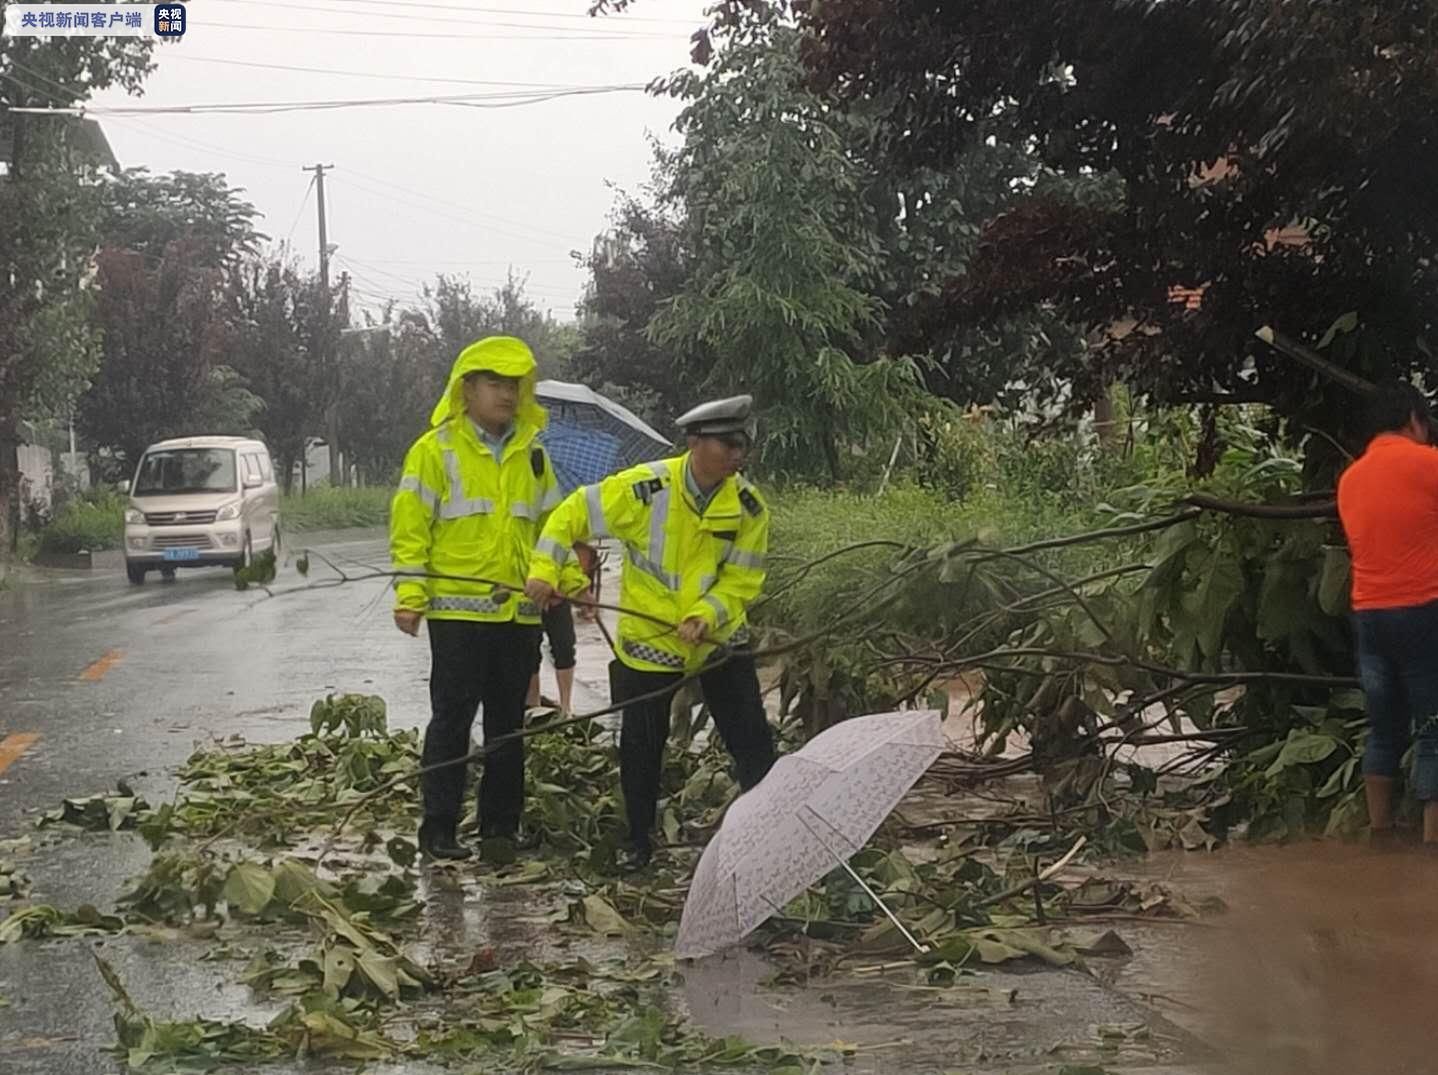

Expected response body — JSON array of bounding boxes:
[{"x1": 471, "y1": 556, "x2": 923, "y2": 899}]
[
  {"x1": 678, "y1": 839, "x2": 1438, "y2": 1074},
  {"x1": 1103, "y1": 841, "x2": 1438, "y2": 1075}
]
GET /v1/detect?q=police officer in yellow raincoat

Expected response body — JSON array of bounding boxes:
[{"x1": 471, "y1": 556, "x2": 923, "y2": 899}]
[
  {"x1": 525, "y1": 395, "x2": 776, "y2": 869},
  {"x1": 390, "y1": 336, "x2": 583, "y2": 860}
]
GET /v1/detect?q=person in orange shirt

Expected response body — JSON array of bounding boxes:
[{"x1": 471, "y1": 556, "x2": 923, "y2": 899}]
[{"x1": 1337, "y1": 379, "x2": 1438, "y2": 845}]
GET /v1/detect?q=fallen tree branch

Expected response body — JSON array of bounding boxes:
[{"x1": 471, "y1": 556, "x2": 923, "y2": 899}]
[
  {"x1": 967, "y1": 546, "x2": 1119, "y2": 648},
  {"x1": 929, "y1": 646, "x2": 1359, "y2": 690},
  {"x1": 976, "y1": 835, "x2": 1087, "y2": 909},
  {"x1": 1000, "y1": 509, "x2": 1203, "y2": 557},
  {"x1": 1181, "y1": 493, "x2": 1336, "y2": 520},
  {"x1": 753, "y1": 539, "x2": 918, "y2": 612},
  {"x1": 1255, "y1": 325, "x2": 1376, "y2": 397}
]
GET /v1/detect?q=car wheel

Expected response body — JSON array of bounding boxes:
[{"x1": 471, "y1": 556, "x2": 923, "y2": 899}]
[{"x1": 126, "y1": 562, "x2": 147, "y2": 586}]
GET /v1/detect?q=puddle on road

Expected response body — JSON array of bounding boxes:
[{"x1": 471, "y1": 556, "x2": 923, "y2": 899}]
[
  {"x1": 1104, "y1": 840, "x2": 1438, "y2": 1075},
  {"x1": 12, "y1": 833, "x2": 1434, "y2": 1075},
  {"x1": 677, "y1": 946, "x2": 1202, "y2": 1072}
]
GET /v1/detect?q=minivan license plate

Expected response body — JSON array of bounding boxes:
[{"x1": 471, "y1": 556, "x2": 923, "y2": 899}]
[{"x1": 162, "y1": 548, "x2": 201, "y2": 561}]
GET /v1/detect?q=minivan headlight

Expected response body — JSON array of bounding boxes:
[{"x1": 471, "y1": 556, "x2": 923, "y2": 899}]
[
  {"x1": 216, "y1": 502, "x2": 241, "y2": 521},
  {"x1": 124, "y1": 508, "x2": 144, "y2": 525}
]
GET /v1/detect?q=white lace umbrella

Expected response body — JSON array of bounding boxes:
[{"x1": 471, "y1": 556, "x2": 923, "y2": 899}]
[{"x1": 675, "y1": 709, "x2": 945, "y2": 961}]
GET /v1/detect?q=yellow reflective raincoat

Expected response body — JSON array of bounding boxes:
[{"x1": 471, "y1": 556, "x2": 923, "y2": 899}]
[
  {"x1": 389, "y1": 336, "x2": 582, "y2": 624},
  {"x1": 528, "y1": 455, "x2": 769, "y2": 673}
]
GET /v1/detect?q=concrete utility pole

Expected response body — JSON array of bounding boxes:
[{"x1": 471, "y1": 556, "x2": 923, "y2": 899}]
[
  {"x1": 303, "y1": 164, "x2": 344, "y2": 488},
  {"x1": 304, "y1": 163, "x2": 332, "y2": 290}
]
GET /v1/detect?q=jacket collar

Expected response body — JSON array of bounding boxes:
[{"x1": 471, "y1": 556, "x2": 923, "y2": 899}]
[
  {"x1": 672, "y1": 452, "x2": 741, "y2": 520},
  {"x1": 452, "y1": 415, "x2": 538, "y2": 462}
]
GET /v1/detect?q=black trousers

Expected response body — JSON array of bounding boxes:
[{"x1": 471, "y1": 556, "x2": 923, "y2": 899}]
[
  {"x1": 422, "y1": 618, "x2": 540, "y2": 837},
  {"x1": 612, "y1": 650, "x2": 776, "y2": 849}
]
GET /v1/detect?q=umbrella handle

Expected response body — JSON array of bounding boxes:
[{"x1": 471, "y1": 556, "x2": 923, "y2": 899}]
[
  {"x1": 833, "y1": 858, "x2": 930, "y2": 957},
  {"x1": 798, "y1": 809, "x2": 930, "y2": 956}
]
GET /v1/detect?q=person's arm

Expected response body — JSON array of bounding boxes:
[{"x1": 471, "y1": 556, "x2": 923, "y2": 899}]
[
  {"x1": 530, "y1": 449, "x2": 591, "y2": 597},
  {"x1": 390, "y1": 439, "x2": 443, "y2": 618},
  {"x1": 529, "y1": 470, "x2": 640, "y2": 590},
  {"x1": 685, "y1": 487, "x2": 769, "y2": 636}
]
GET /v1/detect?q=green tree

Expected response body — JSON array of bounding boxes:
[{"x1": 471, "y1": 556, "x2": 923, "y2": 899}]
[
  {"x1": 584, "y1": 9, "x2": 1092, "y2": 444},
  {"x1": 100, "y1": 168, "x2": 263, "y2": 268},
  {"x1": 81, "y1": 244, "x2": 261, "y2": 472},
  {"x1": 328, "y1": 272, "x2": 569, "y2": 484},
  {"x1": 649, "y1": 25, "x2": 923, "y2": 479},
  {"x1": 335, "y1": 314, "x2": 439, "y2": 486},
  {"x1": 573, "y1": 191, "x2": 691, "y2": 426},
  {"x1": 408, "y1": 271, "x2": 574, "y2": 382},
  {"x1": 79, "y1": 170, "x2": 265, "y2": 471},
  {"x1": 0, "y1": 4, "x2": 153, "y2": 551},
  {"x1": 227, "y1": 256, "x2": 333, "y2": 492},
  {"x1": 796, "y1": 0, "x2": 1438, "y2": 481}
]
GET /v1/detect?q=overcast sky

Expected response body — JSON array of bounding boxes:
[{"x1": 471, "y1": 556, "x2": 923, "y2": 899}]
[{"x1": 86, "y1": 0, "x2": 709, "y2": 317}]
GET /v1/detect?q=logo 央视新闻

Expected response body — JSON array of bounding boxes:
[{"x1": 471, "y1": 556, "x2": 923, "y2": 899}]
[{"x1": 154, "y1": 3, "x2": 185, "y2": 37}]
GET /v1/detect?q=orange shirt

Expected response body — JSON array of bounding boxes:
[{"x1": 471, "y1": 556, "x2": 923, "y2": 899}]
[{"x1": 1337, "y1": 434, "x2": 1438, "y2": 611}]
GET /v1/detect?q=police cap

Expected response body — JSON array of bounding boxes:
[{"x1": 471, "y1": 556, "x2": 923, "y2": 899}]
[{"x1": 675, "y1": 394, "x2": 757, "y2": 442}]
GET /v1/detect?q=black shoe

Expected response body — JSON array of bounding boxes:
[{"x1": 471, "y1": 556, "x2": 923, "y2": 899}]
[
  {"x1": 478, "y1": 823, "x2": 541, "y2": 851},
  {"x1": 619, "y1": 844, "x2": 652, "y2": 873},
  {"x1": 419, "y1": 826, "x2": 473, "y2": 861}
]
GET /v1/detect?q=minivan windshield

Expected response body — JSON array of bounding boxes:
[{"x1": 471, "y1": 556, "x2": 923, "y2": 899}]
[{"x1": 133, "y1": 448, "x2": 237, "y2": 496}]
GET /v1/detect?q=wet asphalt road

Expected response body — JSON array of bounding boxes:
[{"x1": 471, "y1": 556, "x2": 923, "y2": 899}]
[
  {"x1": 0, "y1": 530, "x2": 601, "y2": 1075},
  {"x1": 0, "y1": 530, "x2": 1216, "y2": 1075},
  {"x1": 0, "y1": 529, "x2": 611, "y2": 836}
]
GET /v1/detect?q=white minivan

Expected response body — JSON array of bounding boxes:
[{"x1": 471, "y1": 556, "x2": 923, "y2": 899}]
[{"x1": 121, "y1": 436, "x2": 281, "y2": 585}]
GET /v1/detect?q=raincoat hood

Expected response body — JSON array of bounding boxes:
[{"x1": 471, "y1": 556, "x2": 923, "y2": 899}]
[{"x1": 429, "y1": 336, "x2": 546, "y2": 430}]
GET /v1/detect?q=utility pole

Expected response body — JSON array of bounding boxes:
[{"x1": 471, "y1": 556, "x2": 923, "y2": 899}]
[
  {"x1": 304, "y1": 163, "x2": 332, "y2": 290},
  {"x1": 303, "y1": 164, "x2": 344, "y2": 488}
]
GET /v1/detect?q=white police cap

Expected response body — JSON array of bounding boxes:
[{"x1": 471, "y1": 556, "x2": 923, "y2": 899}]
[{"x1": 675, "y1": 394, "x2": 757, "y2": 440}]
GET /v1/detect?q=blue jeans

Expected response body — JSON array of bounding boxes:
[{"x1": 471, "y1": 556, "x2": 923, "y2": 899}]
[{"x1": 1354, "y1": 599, "x2": 1438, "y2": 800}]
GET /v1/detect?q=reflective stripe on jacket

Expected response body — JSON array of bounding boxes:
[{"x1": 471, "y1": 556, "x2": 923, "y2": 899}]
[
  {"x1": 390, "y1": 419, "x2": 566, "y2": 624},
  {"x1": 529, "y1": 453, "x2": 768, "y2": 672}
]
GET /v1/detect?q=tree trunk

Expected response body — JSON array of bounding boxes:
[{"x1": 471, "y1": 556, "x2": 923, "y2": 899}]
[
  {"x1": 0, "y1": 406, "x2": 21, "y2": 558},
  {"x1": 279, "y1": 451, "x2": 296, "y2": 495},
  {"x1": 1093, "y1": 383, "x2": 1121, "y2": 450},
  {"x1": 327, "y1": 404, "x2": 342, "y2": 487}
]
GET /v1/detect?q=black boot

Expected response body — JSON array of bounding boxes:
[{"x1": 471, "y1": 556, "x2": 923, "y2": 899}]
[
  {"x1": 619, "y1": 841, "x2": 652, "y2": 873},
  {"x1": 419, "y1": 821, "x2": 472, "y2": 861},
  {"x1": 477, "y1": 821, "x2": 541, "y2": 851}
]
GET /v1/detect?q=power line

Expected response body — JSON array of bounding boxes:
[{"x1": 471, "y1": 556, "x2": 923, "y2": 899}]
[
  {"x1": 0, "y1": 61, "x2": 92, "y2": 106},
  {"x1": 330, "y1": 175, "x2": 583, "y2": 251},
  {"x1": 4, "y1": 63, "x2": 587, "y2": 300},
  {"x1": 338, "y1": 253, "x2": 576, "y2": 297},
  {"x1": 337, "y1": 255, "x2": 577, "y2": 266},
  {"x1": 204, "y1": 20, "x2": 682, "y2": 41},
  {"x1": 247, "y1": 0, "x2": 700, "y2": 26},
  {"x1": 5, "y1": 73, "x2": 592, "y2": 259},
  {"x1": 208, "y1": 0, "x2": 685, "y2": 37},
  {"x1": 285, "y1": 174, "x2": 317, "y2": 244},
  {"x1": 100, "y1": 114, "x2": 299, "y2": 171},
  {"x1": 340, "y1": 167, "x2": 582, "y2": 245},
  {"x1": 162, "y1": 54, "x2": 597, "y2": 90},
  {"x1": 334, "y1": 253, "x2": 426, "y2": 291},
  {"x1": 9, "y1": 83, "x2": 648, "y2": 116}
]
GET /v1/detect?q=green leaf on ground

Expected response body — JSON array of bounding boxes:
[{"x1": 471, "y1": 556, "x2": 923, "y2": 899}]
[{"x1": 222, "y1": 862, "x2": 276, "y2": 916}]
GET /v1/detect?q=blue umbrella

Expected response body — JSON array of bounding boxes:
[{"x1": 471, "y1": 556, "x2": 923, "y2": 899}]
[{"x1": 536, "y1": 381, "x2": 672, "y2": 494}]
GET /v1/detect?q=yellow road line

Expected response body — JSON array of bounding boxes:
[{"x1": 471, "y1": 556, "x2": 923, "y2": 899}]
[
  {"x1": 80, "y1": 648, "x2": 125, "y2": 681},
  {"x1": 0, "y1": 733, "x2": 40, "y2": 776}
]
